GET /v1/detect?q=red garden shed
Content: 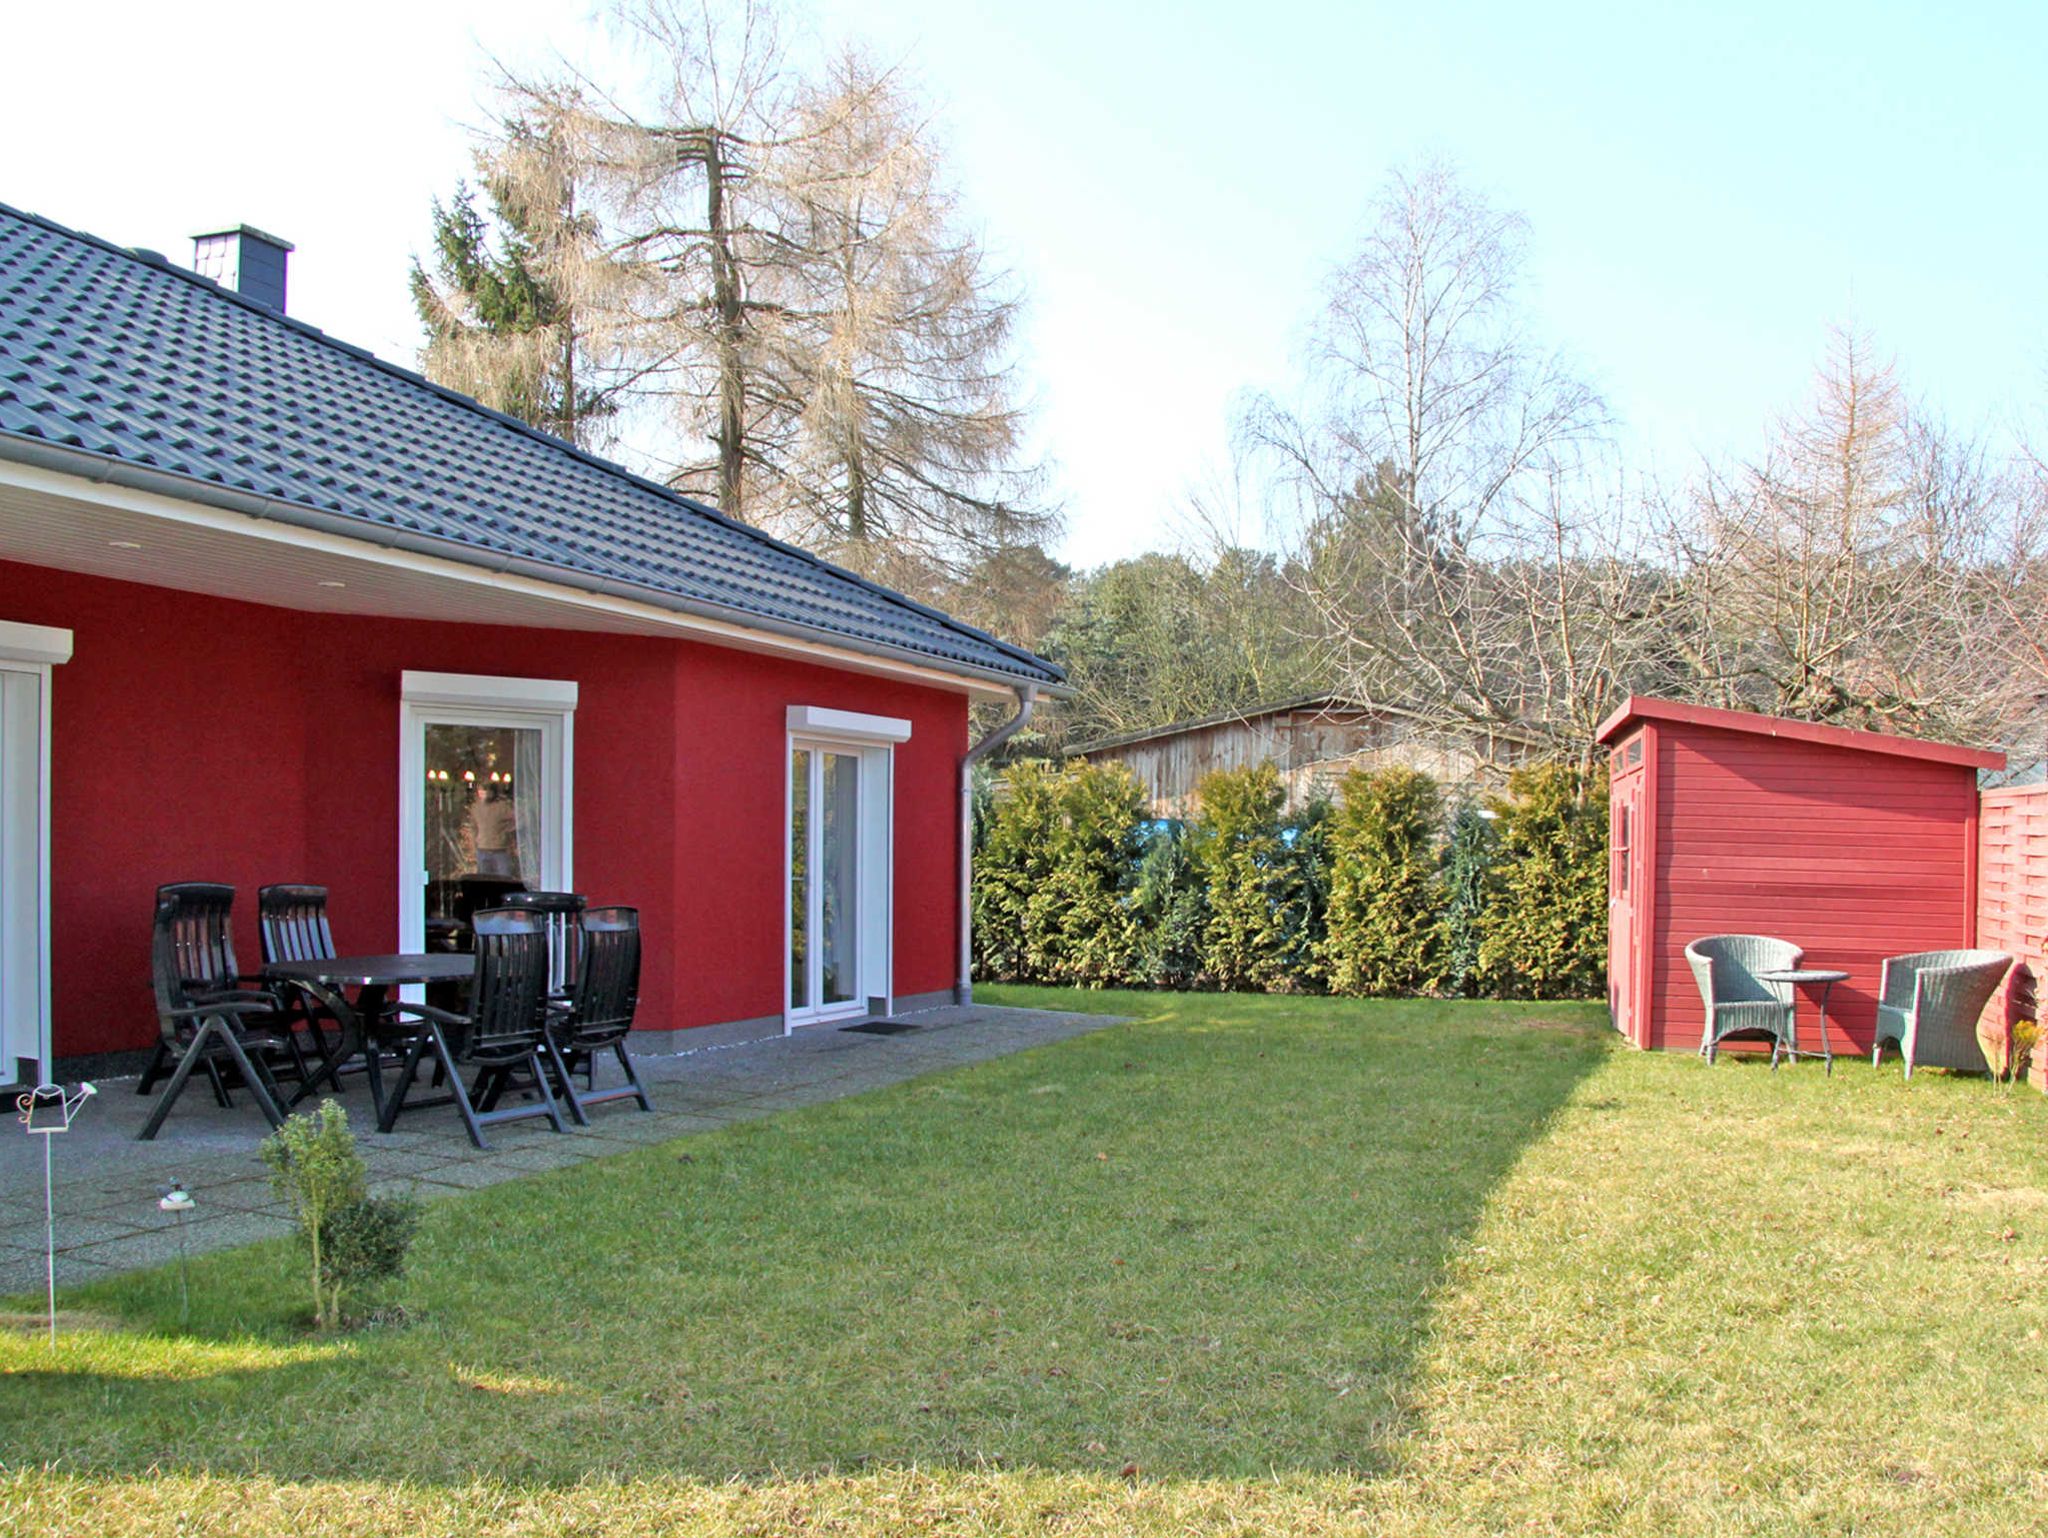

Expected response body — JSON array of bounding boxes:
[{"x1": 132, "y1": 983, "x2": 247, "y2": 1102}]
[{"x1": 1596, "y1": 696, "x2": 2004, "y2": 1055}]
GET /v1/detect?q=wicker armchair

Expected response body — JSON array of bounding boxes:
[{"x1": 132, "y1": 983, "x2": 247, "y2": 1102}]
[
  {"x1": 1872, "y1": 950, "x2": 2013, "y2": 1077},
  {"x1": 1685, "y1": 935, "x2": 1803, "y2": 1063}
]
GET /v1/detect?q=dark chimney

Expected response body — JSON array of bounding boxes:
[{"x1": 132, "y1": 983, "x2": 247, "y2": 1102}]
[{"x1": 191, "y1": 225, "x2": 294, "y2": 312}]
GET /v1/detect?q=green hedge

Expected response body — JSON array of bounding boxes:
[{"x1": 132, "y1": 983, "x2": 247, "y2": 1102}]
[{"x1": 974, "y1": 758, "x2": 1608, "y2": 999}]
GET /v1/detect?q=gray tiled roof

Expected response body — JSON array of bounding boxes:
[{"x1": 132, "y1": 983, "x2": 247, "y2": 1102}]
[{"x1": 0, "y1": 202, "x2": 1061, "y2": 688}]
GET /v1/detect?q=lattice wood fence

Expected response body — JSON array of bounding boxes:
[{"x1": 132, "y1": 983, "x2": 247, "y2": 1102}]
[{"x1": 1976, "y1": 786, "x2": 2048, "y2": 1087}]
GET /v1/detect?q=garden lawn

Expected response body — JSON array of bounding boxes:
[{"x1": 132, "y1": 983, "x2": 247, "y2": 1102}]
[{"x1": 4, "y1": 988, "x2": 2048, "y2": 1536}]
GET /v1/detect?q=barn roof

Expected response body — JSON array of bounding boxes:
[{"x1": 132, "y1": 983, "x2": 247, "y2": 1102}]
[
  {"x1": 1595, "y1": 695, "x2": 2005, "y2": 771},
  {"x1": 1068, "y1": 694, "x2": 1402, "y2": 757},
  {"x1": 0, "y1": 201, "x2": 1062, "y2": 691}
]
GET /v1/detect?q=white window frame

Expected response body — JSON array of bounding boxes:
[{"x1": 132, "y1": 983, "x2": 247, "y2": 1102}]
[
  {"x1": 398, "y1": 672, "x2": 576, "y2": 964},
  {"x1": 0, "y1": 619, "x2": 72, "y2": 1083},
  {"x1": 784, "y1": 706, "x2": 906, "y2": 1030}
]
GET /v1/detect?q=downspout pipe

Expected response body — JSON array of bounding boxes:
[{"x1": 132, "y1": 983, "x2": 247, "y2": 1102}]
[{"x1": 956, "y1": 685, "x2": 1037, "y2": 1006}]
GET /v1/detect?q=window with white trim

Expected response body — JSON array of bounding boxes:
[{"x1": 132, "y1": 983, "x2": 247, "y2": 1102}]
[{"x1": 399, "y1": 672, "x2": 575, "y2": 959}]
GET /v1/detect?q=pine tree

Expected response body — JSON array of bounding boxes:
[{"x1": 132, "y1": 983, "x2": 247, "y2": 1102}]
[{"x1": 409, "y1": 124, "x2": 622, "y2": 449}]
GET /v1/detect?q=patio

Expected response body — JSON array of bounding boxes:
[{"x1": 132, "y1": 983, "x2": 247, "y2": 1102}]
[{"x1": 0, "y1": 1004, "x2": 1112, "y2": 1295}]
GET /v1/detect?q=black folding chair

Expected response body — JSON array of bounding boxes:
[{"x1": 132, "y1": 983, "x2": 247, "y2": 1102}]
[
  {"x1": 257, "y1": 883, "x2": 356, "y2": 1100},
  {"x1": 549, "y1": 906, "x2": 653, "y2": 1120},
  {"x1": 497, "y1": 890, "x2": 587, "y2": 1005},
  {"x1": 380, "y1": 908, "x2": 566, "y2": 1149},
  {"x1": 138, "y1": 883, "x2": 301, "y2": 1140}
]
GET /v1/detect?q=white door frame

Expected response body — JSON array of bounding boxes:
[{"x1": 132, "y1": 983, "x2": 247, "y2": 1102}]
[
  {"x1": 0, "y1": 619, "x2": 72, "y2": 1083},
  {"x1": 783, "y1": 706, "x2": 906, "y2": 1030},
  {"x1": 397, "y1": 671, "x2": 576, "y2": 958}
]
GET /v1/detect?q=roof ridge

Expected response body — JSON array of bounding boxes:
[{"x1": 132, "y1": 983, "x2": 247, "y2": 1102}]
[
  {"x1": 1594, "y1": 694, "x2": 2005, "y2": 770},
  {"x1": 0, "y1": 198, "x2": 1061, "y2": 685}
]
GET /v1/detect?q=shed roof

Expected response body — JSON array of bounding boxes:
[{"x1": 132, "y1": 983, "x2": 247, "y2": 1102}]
[
  {"x1": 1594, "y1": 695, "x2": 2005, "y2": 771},
  {"x1": 0, "y1": 201, "x2": 1062, "y2": 690}
]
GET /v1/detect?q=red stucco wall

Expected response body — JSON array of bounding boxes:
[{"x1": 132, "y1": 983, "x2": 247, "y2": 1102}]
[{"x1": 1, "y1": 558, "x2": 969, "y2": 1057}]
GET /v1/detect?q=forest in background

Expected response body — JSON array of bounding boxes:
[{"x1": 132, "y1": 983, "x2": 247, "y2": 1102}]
[{"x1": 410, "y1": 0, "x2": 2048, "y2": 771}]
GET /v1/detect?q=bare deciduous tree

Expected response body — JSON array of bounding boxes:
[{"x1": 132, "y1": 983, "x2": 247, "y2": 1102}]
[
  {"x1": 770, "y1": 51, "x2": 1058, "y2": 575},
  {"x1": 410, "y1": 119, "x2": 637, "y2": 449},
  {"x1": 477, "y1": 1, "x2": 1056, "y2": 584},
  {"x1": 1248, "y1": 159, "x2": 1633, "y2": 766},
  {"x1": 497, "y1": 0, "x2": 800, "y2": 518},
  {"x1": 1664, "y1": 326, "x2": 2020, "y2": 742}
]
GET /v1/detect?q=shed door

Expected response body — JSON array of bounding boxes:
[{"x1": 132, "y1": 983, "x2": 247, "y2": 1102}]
[{"x1": 1608, "y1": 739, "x2": 1648, "y2": 1043}]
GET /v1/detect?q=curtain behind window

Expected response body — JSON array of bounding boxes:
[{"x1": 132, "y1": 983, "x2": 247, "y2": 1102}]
[{"x1": 514, "y1": 728, "x2": 544, "y2": 889}]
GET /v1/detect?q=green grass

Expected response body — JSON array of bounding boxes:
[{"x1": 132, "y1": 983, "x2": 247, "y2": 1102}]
[{"x1": 6, "y1": 988, "x2": 2048, "y2": 1535}]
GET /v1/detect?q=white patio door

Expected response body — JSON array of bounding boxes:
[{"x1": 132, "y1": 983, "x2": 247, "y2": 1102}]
[
  {"x1": 784, "y1": 706, "x2": 906, "y2": 1029},
  {"x1": 398, "y1": 672, "x2": 575, "y2": 961},
  {"x1": 0, "y1": 620, "x2": 71, "y2": 1084},
  {"x1": 788, "y1": 743, "x2": 866, "y2": 1023}
]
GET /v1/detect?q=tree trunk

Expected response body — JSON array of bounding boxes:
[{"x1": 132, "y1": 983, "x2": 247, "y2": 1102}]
[{"x1": 705, "y1": 138, "x2": 745, "y2": 517}]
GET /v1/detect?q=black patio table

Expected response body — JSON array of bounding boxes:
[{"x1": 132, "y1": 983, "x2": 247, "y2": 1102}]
[{"x1": 263, "y1": 953, "x2": 477, "y2": 1121}]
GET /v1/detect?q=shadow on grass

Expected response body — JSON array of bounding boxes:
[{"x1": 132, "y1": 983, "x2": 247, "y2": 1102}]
[{"x1": 0, "y1": 990, "x2": 1609, "y2": 1484}]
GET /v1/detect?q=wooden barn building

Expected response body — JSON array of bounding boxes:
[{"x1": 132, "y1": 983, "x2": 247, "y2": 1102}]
[
  {"x1": 1597, "y1": 696, "x2": 2002, "y2": 1055},
  {"x1": 1069, "y1": 694, "x2": 1512, "y2": 816}
]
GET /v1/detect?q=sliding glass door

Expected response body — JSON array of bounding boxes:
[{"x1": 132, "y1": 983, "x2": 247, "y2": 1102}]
[{"x1": 788, "y1": 743, "x2": 865, "y2": 1023}]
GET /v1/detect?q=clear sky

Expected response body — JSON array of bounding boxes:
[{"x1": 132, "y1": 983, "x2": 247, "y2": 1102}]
[{"x1": 5, "y1": 1, "x2": 2042, "y2": 569}]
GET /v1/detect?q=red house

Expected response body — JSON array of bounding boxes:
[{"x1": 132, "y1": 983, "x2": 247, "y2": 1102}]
[
  {"x1": 1596, "y1": 696, "x2": 2002, "y2": 1055},
  {"x1": 0, "y1": 207, "x2": 1060, "y2": 1084}
]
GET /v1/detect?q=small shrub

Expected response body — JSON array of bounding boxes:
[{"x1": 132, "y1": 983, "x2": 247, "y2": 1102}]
[
  {"x1": 320, "y1": 1193, "x2": 422, "y2": 1315},
  {"x1": 1978, "y1": 1015, "x2": 2040, "y2": 1090},
  {"x1": 261, "y1": 1101, "x2": 418, "y2": 1328},
  {"x1": 1190, "y1": 764, "x2": 1292, "y2": 991},
  {"x1": 1476, "y1": 763, "x2": 1609, "y2": 999},
  {"x1": 1322, "y1": 767, "x2": 1444, "y2": 995},
  {"x1": 2017, "y1": 1019, "x2": 2042, "y2": 1088}
]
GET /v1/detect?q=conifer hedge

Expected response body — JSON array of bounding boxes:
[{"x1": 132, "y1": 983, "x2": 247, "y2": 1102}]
[
  {"x1": 971, "y1": 756, "x2": 1609, "y2": 999},
  {"x1": 1322, "y1": 766, "x2": 1444, "y2": 996}
]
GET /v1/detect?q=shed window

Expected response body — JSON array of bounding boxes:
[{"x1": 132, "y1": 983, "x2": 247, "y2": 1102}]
[{"x1": 1613, "y1": 804, "x2": 1631, "y2": 893}]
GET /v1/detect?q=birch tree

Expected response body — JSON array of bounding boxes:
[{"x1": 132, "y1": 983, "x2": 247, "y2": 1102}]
[{"x1": 1249, "y1": 159, "x2": 1635, "y2": 765}]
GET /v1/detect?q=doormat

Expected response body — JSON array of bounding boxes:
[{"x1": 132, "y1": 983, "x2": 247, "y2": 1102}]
[{"x1": 841, "y1": 1019, "x2": 922, "y2": 1036}]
